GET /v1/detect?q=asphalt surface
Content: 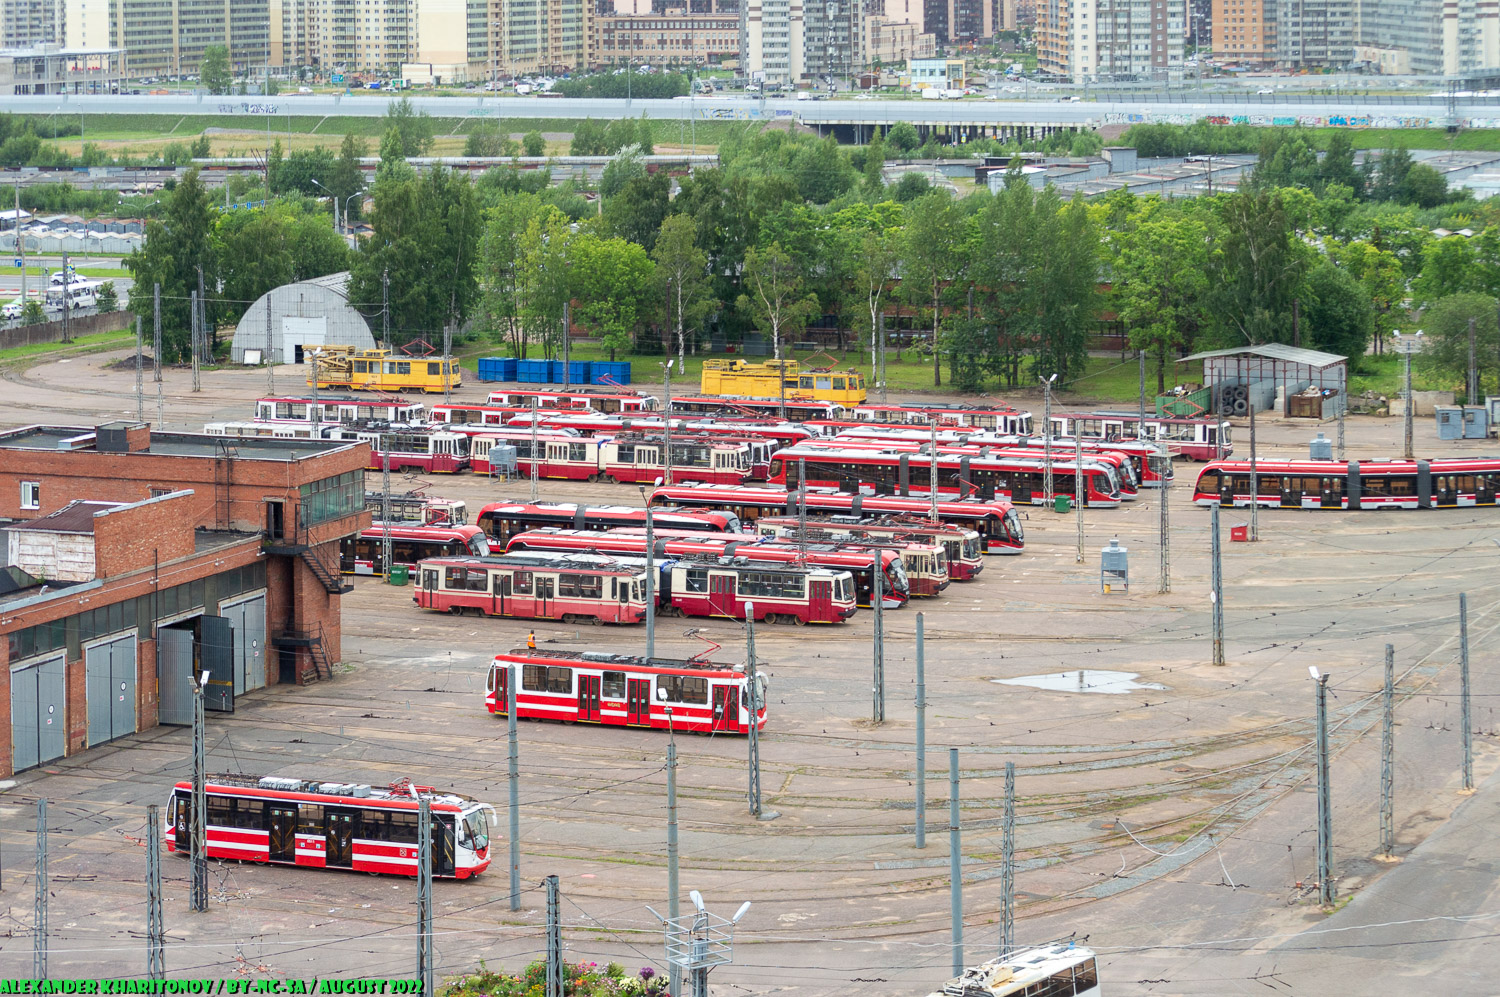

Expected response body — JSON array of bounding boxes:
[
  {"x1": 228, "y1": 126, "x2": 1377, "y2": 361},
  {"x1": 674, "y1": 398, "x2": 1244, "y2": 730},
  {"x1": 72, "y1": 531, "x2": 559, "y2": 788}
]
[{"x1": 0, "y1": 351, "x2": 1496, "y2": 994}]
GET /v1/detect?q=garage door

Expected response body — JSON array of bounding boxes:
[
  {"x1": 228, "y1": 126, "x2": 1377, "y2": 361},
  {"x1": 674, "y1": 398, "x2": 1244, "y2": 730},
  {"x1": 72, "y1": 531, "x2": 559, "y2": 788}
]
[
  {"x1": 11, "y1": 654, "x2": 66, "y2": 772},
  {"x1": 220, "y1": 593, "x2": 267, "y2": 693},
  {"x1": 86, "y1": 633, "x2": 138, "y2": 747},
  {"x1": 157, "y1": 626, "x2": 195, "y2": 726}
]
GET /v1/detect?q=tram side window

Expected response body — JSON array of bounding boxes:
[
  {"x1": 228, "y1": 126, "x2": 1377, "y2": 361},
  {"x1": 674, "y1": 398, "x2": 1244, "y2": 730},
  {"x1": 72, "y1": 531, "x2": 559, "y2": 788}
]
[
  {"x1": 298, "y1": 804, "x2": 324, "y2": 834},
  {"x1": 1198, "y1": 471, "x2": 1219, "y2": 493},
  {"x1": 741, "y1": 572, "x2": 805, "y2": 600},
  {"x1": 684, "y1": 568, "x2": 709, "y2": 593},
  {"x1": 514, "y1": 571, "x2": 533, "y2": 594},
  {"x1": 232, "y1": 799, "x2": 263, "y2": 829},
  {"x1": 1073, "y1": 959, "x2": 1098, "y2": 992},
  {"x1": 602, "y1": 670, "x2": 626, "y2": 699},
  {"x1": 546, "y1": 666, "x2": 573, "y2": 693},
  {"x1": 569, "y1": 443, "x2": 589, "y2": 462},
  {"x1": 207, "y1": 795, "x2": 232, "y2": 827},
  {"x1": 444, "y1": 566, "x2": 468, "y2": 589},
  {"x1": 523, "y1": 664, "x2": 548, "y2": 692},
  {"x1": 617, "y1": 444, "x2": 635, "y2": 462},
  {"x1": 658, "y1": 674, "x2": 709, "y2": 705},
  {"x1": 428, "y1": 363, "x2": 442, "y2": 376}
]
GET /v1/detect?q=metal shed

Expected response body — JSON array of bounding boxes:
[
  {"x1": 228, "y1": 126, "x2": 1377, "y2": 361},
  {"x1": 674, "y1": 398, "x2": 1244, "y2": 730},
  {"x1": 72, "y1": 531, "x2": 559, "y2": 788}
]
[
  {"x1": 229, "y1": 271, "x2": 376, "y2": 365},
  {"x1": 1180, "y1": 343, "x2": 1347, "y2": 418}
]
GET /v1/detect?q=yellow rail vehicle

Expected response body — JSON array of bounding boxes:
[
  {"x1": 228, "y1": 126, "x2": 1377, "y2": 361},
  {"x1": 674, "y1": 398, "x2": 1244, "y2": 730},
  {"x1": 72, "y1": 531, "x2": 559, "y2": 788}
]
[
  {"x1": 309, "y1": 347, "x2": 461, "y2": 395},
  {"x1": 700, "y1": 359, "x2": 867, "y2": 405}
]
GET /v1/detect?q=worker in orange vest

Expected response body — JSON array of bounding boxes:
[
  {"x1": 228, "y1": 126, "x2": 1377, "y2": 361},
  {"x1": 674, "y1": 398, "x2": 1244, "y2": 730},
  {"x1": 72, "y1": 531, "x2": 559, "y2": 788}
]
[{"x1": 527, "y1": 630, "x2": 536, "y2": 650}]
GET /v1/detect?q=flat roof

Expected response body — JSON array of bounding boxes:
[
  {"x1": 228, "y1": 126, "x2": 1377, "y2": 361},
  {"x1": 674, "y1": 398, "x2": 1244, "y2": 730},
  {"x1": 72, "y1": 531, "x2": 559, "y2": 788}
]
[{"x1": 0, "y1": 425, "x2": 361, "y2": 461}]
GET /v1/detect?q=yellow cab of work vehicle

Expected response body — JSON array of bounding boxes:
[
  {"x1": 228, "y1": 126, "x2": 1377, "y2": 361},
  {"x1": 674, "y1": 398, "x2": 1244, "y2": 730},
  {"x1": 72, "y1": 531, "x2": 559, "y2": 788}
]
[
  {"x1": 699, "y1": 359, "x2": 866, "y2": 405},
  {"x1": 308, "y1": 347, "x2": 461, "y2": 394}
]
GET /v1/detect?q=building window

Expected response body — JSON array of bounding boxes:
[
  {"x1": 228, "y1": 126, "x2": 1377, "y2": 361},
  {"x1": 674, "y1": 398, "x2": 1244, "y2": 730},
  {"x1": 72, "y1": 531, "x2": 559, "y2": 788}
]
[
  {"x1": 21, "y1": 480, "x2": 39, "y2": 510},
  {"x1": 299, "y1": 469, "x2": 363, "y2": 527}
]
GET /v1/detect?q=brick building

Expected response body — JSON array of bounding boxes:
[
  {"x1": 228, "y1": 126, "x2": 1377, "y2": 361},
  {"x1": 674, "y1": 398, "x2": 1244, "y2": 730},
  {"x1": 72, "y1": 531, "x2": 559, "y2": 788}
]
[{"x1": 0, "y1": 422, "x2": 371, "y2": 778}]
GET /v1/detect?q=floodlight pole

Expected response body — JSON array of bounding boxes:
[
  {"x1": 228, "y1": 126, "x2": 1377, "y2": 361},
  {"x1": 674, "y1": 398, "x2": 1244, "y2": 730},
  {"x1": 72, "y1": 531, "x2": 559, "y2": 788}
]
[
  {"x1": 746, "y1": 604, "x2": 762, "y2": 817},
  {"x1": 1315, "y1": 671, "x2": 1333, "y2": 905}
]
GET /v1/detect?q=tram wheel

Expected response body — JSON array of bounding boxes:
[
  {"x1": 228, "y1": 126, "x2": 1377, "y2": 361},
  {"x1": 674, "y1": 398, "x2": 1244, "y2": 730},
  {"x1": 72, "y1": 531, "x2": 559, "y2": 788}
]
[
  {"x1": 587, "y1": 474, "x2": 600, "y2": 483},
  {"x1": 792, "y1": 615, "x2": 807, "y2": 626},
  {"x1": 448, "y1": 607, "x2": 463, "y2": 616},
  {"x1": 561, "y1": 613, "x2": 576, "y2": 625}
]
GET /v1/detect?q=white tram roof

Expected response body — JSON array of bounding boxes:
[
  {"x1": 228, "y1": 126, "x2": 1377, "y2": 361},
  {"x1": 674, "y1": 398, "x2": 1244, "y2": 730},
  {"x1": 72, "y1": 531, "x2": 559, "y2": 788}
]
[
  {"x1": 201, "y1": 773, "x2": 480, "y2": 809},
  {"x1": 926, "y1": 943, "x2": 1096, "y2": 997}
]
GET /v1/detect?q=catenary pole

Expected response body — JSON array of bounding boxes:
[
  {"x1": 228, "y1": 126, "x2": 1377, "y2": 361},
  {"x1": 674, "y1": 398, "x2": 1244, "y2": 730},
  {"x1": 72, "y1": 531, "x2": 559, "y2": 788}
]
[
  {"x1": 1461, "y1": 593, "x2": 1473, "y2": 792},
  {"x1": 545, "y1": 875, "x2": 562, "y2": 997},
  {"x1": 666, "y1": 708, "x2": 681, "y2": 997},
  {"x1": 872, "y1": 552, "x2": 885, "y2": 723},
  {"x1": 1000, "y1": 760, "x2": 1015, "y2": 957},
  {"x1": 1158, "y1": 444, "x2": 1171, "y2": 594},
  {"x1": 949, "y1": 748, "x2": 963, "y2": 977},
  {"x1": 645, "y1": 501, "x2": 656, "y2": 659},
  {"x1": 508, "y1": 664, "x2": 521, "y2": 911},
  {"x1": 914, "y1": 612, "x2": 925, "y2": 848},
  {"x1": 1210, "y1": 502, "x2": 1223, "y2": 666},
  {"x1": 1249, "y1": 400, "x2": 1258, "y2": 540},
  {"x1": 34, "y1": 798, "x2": 46, "y2": 980},
  {"x1": 1074, "y1": 433, "x2": 1084, "y2": 562},
  {"x1": 746, "y1": 604, "x2": 761, "y2": 816},
  {"x1": 417, "y1": 796, "x2": 433, "y2": 997},
  {"x1": 191, "y1": 676, "x2": 207, "y2": 912},
  {"x1": 147, "y1": 803, "x2": 164, "y2": 979},
  {"x1": 1315, "y1": 671, "x2": 1333, "y2": 905},
  {"x1": 135, "y1": 316, "x2": 144, "y2": 422},
  {"x1": 1380, "y1": 643, "x2": 1394, "y2": 858}
]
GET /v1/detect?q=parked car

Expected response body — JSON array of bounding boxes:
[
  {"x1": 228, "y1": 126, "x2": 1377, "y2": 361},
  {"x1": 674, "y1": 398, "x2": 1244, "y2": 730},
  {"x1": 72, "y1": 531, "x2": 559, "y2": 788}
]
[
  {"x1": 49, "y1": 271, "x2": 76, "y2": 285},
  {"x1": 3, "y1": 299, "x2": 24, "y2": 319}
]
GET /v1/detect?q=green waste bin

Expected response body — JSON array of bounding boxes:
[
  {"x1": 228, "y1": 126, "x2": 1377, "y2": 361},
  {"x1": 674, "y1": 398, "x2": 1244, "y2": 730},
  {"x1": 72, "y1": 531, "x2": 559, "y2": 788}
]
[
  {"x1": 389, "y1": 565, "x2": 409, "y2": 585},
  {"x1": 1054, "y1": 494, "x2": 1072, "y2": 514}
]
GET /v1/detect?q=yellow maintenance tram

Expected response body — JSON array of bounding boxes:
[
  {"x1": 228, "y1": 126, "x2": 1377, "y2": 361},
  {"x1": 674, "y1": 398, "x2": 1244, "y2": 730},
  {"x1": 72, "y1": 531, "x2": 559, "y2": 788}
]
[
  {"x1": 699, "y1": 359, "x2": 866, "y2": 405},
  {"x1": 308, "y1": 347, "x2": 461, "y2": 394}
]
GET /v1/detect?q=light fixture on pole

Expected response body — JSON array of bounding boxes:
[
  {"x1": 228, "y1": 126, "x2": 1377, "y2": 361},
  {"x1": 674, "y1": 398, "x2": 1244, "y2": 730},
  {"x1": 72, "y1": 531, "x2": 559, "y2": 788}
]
[
  {"x1": 309, "y1": 178, "x2": 337, "y2": 234},
  {"x1": 1392, "y1": 330, "x2": 1424, "y2": 460}
]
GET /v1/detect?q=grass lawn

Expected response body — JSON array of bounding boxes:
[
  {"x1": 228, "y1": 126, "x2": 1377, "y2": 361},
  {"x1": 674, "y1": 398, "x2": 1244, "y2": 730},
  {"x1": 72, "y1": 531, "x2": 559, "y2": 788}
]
[{"x1": 0, "y1": 327, "x2": 133, "y2": 362}]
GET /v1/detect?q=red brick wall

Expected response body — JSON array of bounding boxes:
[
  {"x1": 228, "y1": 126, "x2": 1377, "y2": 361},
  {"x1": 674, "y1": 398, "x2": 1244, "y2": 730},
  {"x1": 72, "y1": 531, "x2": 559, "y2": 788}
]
[{"x1": 92, "y1": 493, "x2": 197, "y2": 578}]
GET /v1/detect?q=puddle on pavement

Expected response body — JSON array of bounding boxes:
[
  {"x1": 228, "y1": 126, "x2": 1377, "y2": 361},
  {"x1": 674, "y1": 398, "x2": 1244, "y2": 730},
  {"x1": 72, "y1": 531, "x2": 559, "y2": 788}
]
[{"x1": 992, "y1": 669, "x2": 1168, "y2": 695}]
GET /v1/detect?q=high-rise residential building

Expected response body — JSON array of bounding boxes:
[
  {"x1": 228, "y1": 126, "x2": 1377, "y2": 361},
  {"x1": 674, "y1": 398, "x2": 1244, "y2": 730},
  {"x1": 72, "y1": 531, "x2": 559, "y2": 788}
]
[
  {"x1": 502, "y1": 0, "x2": 589, "y2": 75},
  {"x1": 1211, "y1": 0, "x2": 1272, "y2": 63},
  {"x1": 803, "y1": 0, "x2": 862, "y2": 78},
  {"x1": 1354, "y1": 0, "x2": 1499, "y2": 75},
  {"x1": 1271, "y1": 0, "x2": 1351, "y2": 67},
  {"x1": 1038, "y1": 0, "x2": 1184, "y2": 81},
  {"x1": 866, "y1": 0, "x2": 934, "y2": 63},
  {"x1": 592, "y1": 4, "x2": 739, "y2": 67},
  {"x1": 3, "y1": 0, "x2": 62, "y2": 47},
  {"x1": 740, "y1": 0, "x2": 803, "y2": 82},
  {"x1": 93, "y1": 0, "x2": 270, "y2": 76}
]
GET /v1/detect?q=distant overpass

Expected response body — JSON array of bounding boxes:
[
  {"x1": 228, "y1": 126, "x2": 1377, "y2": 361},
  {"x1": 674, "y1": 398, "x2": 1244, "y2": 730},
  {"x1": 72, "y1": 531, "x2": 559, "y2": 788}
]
[{"x1": 1, "y1": 92, "x2": 1494, "y2": 137}]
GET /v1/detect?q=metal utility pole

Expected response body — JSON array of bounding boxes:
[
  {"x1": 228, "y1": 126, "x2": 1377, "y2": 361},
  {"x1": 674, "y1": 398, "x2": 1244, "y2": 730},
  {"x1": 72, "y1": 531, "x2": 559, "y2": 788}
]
[
  {"x1": 135, "y1": 316, "x2": 144, "y2": 422},
  {"x1": 1041, "y1": 376, "x2": 1055, "y2": 502},
  {"x1": 530, "y1": 397, "x2": 540, "y2": 502},
  {"x1": 1158, "y1": 445, "x2": 1171, "y2": 594},
  {"x1": 949, "y1": 748, "x2": 963, "y2": 977},
  {"x1": 663, "y1": 363, "x2": 674, "y2": 486},
  {"x1": 1249, "y1": 401, "x2": 1258, "y2": 541},
  {"x1": 34, "y1": 798, "x2": 46, "y2": 980},
  {"x1": 191, "y1": 675, "x2": 208, "y2": 912},
  {"x1": 147, "y1": 803, "x2": 164, "y2": 979},
  {"x1": 153, "y1": 282, "x2": 162, "y2": 383},
  {"x1": 1394, "y1": 331, "x2": 1422, "y2": 459},
  {"x1": 442, "y1": 323, "x2": 453, "y2": 404},
  {"x1": 1380, "y1": 644, "x2": 1394, "y2": 859},
  {"x1": 1074, "y1": 434, "x2": 1084, "y2": 562},
  {"x1": 545, "y1": 875, "x2": 562, "y2": 997},
  {"x1": 930, "y1": 423, "x2": 940, "y2": 518},
  {"x1": 1461, "y1": 592, "x2": 1473, "y2": 792},
  {"x1": 507, "y1": 663, "x2": 520, "y2": 911},
  {"x1": 381, "y1": 269, "x2": 390, "y2": 350},
  {"x1": 197, "y1": 265, "x2": 207, "y2": 363},
  {"x1": 746, "y1": 605, "x2": 762, "y2": 817},
  {"x1": 1138, "y1": 350, "x2": 1146, "y2": 429},
  {"x1": 417, "y1": 797, "x2": 433, "y2": 997},
  {"x1": 562, "y1": 301, "x2": 571, "y2": 388},
  {"x1": 872, "y1": 561, "x2": 885, "y2": 724},
  {"x1": 1469, "y1": 317, "x2": 1479, "y2": 405},
  {"x1": 1000, "y1": 761, "x2": 1015, "y2": 957},
  {"x1": 1210, "y1": 502, "x2": 1224, "y2": 666},
  {"x1": 645, "y1": 502, "x2": 656, "y2": 660},
  {"x1": 878, "y1": 312, "x2": 888, "y2": 405},
  {"x1": 666, "y1": 709, "x2": 681, "y2": 997},
  {"x1": 1337, "y1": 388, "x2": 1346, "y2": 460},
  {"x1": 60, "y1": 250, "x2": 68, "y2": 343},
  {"x1": 1314, "y1": 670, "x2": 1333, "y2": 905},
  {"x1": 914, "y1": 612, "x2": 925, "y2": 848},
  {"x1": 190, "y1": 290, "x2": 201, "y2": 392},
  {"x1": 381, "y1": 449, "x2": 392, "y2": 582},
  {"x1": 15, "y1": 180, "x2": 25, "y2": 312}
]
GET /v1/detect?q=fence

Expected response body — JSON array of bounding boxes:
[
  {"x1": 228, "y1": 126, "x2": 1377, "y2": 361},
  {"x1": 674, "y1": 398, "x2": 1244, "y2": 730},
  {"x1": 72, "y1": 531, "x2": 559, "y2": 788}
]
[{"x1": 0, "y1": 310, "x2": 129, "y2": 351}]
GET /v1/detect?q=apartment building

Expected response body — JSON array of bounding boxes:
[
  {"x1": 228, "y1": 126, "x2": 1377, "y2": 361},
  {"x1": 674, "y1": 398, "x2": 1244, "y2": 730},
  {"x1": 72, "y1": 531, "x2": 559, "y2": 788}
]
[
  {"x1": 803, "y1": 0, "x2": 862, "y2": 78},
  {"x1": 1271, "y1": 0, "x2": 1351, "y2": 67},
  {"x1": 866, "y1": 9, "x2": 934, "y2": 63},
  {"x1": 1038, "y1": 0, "x2": 1185, "y2": 81},
  {"x1": 1355, "y1": 0, "x2": 1499, "y2": 75},
  {"x1": 740, "y1": 0, "x2": 803, "y2": 82},
  {"x1": 2, "y1": 0, "x2": 62, "y2": 47},
  {"x1": 593, "y1": 7, "x2": 738, "y2": 66},
  {"x1": 1211, "y1": 0, "x2": 1272, "y2": 64}
]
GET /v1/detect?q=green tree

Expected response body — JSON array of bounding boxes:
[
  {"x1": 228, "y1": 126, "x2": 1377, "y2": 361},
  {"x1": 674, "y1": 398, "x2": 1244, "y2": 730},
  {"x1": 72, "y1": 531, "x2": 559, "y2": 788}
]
[
  {"x1": 94, "y1": 281, "x2": 118, "y2": 313},
  {"x1": 20, "y1": 300, "x2": 44, "y2": 325},
  {"x1": 855, "y1": 226, "x2": 901, "y2": 367},
  {"x1": 1302, "y1": 258, "x2": 1374, "y2": 362},
  {"x1": 200, "y1": 45, "x2": 231, "y2": 95},
  {"x1": 1328, "y1": 239, "x2": 1406, "y2": 351},
  {"x1": 330, "y1": 133, "x2": 367, "y2": 225},
  {"x1": 862, "y1": 128, "x2": 886, "y2": 195},
  {"x1": 215, "y1": 200, "x2": 350, "y2": 326},
  {"x1": 275, "y1": 145, "x2": 338, "y2": 197},
  {"x1": 600, "y1": 144, "x2": 647, "y2": 200},
  {"x1": 465, "y1": 120, "x2": 518, "y2": 158},
  {"x1": 570, "y1": 234, "x2": 656, "y2": 360},
  {"x1": 517, "y1": 206, "x2": 575, "y2": 358},
  {"x1": 1403, "y1": 163, "x2": 1449, "y2": 209},
  {"x1": 1321, "y1": 132, "x2": 1363, "y2": 195},
  {"x1": 737, "y1": 242, "x2": 819, "y2": 363},
  {"x1": 900, "y1": 190, "x2": 965, "y2": 387},
  {"x1": 652, "y1": 214, "x2": 717, "y2": 370},
  {"x1": 1111, "y1": 212, "x2": 1211, "y2": 393},
  {"x1": 1207, "y1": 188, "x2": 1310, "y2": 346},
  {"x1": 125, "y1": 168, "x2": 218, "y2": 360},
  {"x1": 266, "y1": 140, "x2": 284, "y2": 192},
  {"x1": 478, "y1": 193, "x2": 543, "y2": 357},
  {"x1": 522, "y1": 130, "x2": 546, "y2": 157},
  {"x1": 570, "y1": 119, "x2": 608, "y2": 156},
  {"x1": 789, "y1": 136, "x2": 856, "y2": 204},
  {"x1": 1412, "y1": 235, "x2": 1479, "y2": 307},
  {"x1": 384, "y1": 97, "x2": 435, "y2": 158},
  {"x1": 887, "y1": 121, "x2": 920, "y2": 155},
  {"x1": 1367, "y1": 145, "x2": 1413, "y2": 203},
  {"x1": 892, "y1": 172, "x2": 931, "y2": 202},
  {"x1": 1418, "y1": 293, "x2": 1500, "y2": 398},
  {"x1": 603, "y1": 172, "x2": 671, "y2": 252}
]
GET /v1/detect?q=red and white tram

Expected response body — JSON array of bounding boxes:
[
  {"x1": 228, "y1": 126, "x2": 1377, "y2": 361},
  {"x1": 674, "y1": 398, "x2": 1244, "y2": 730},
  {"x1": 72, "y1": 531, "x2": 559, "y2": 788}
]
[
  {"x1": 848, "y1": 403, "x2": 1034, "y2": 434},
  {"x1": 414, "y1": 552, "x2": 652, "y2": 623},
  {"x1": 752, "y1": 515, "x2": 983, "y2": 582},
  {"x1": 487, "y1": 650, "x2": 766, "y2": 734},
  {"x1": 255, "y1": 395, "x2": 426, "y2": 426},
  {"x1": 659, "y1": 558, "x2": 856, "y2": 624},
  {"x1": 504, "y1": 527, "x2": 911, "y2": 609},
  {"x1": 648, "y1": 484, "x2": 1025, "y2": 555},
  {"x1": 470, "y1": 430, "x2": 604, "y2": 479},
  {"x1": 1054, "y1": 411, "x2": 1230, "y2": 462},
  {"x1": 165, "y1": 775, "x2": 494, "y2": 879},
  {"x1": 669, "y1": 395, "x2": 849, "y2": 421},
  {"x1": 768, "y1": 444, "x2": 1123, "y2": 508},
  {"x1": 341, "y1": 523, "x2": 491, "y2": 574},
  {"x1": 333, "y1": 428, "x2": 470, "y2": 473},
  {"x1": 486, "y1": 388, "x2": 659, "y2": 413},
  {"x1": 1194, "y1": 457, "x2": 1500, "y2": 510},
  {"x1": 476, "y1": 502, "x2": 742, "y2": 545},
  {"x1": 597, "y1": 434, "x2": 755, "y2": 485},
  {"x1": 430, "y1": 402, "x2": 535, "y2": 427}
]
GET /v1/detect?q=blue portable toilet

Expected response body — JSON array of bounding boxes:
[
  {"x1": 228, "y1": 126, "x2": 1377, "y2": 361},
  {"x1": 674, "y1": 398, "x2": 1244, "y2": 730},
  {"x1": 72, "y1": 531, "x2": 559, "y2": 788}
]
[{"x1": 1435, "y1": 406, "x2": 1463, "y2": 441}]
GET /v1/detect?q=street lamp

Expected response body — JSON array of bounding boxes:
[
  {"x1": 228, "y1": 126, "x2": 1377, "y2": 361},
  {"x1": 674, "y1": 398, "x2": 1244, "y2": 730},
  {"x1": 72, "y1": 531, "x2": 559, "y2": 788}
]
[
  {"x1": 309, "y1": 178, "x2": 338, "y2": 233},
  {"x1": 343, "y1": 192, "x2": 361, "y2": 237},
  {"x1": 1392, "y1": 330, "x2": 1423, "y2": 460}
]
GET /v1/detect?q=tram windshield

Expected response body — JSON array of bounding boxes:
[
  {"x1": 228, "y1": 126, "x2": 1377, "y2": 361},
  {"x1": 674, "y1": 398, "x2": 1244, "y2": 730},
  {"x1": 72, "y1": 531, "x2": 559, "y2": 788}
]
[
  {"x1": 468, "y1": 534, "x2": 492, "y2": 556},
  {"x1": 1004, "y1": 509, "x2": 1024, "y2": 542},
  {"x1": 890, "y1": 558, "x2": 910, "y2": 595},
  {"x1": 461, "y1": 807, "x2": 491, "y2": 850}
]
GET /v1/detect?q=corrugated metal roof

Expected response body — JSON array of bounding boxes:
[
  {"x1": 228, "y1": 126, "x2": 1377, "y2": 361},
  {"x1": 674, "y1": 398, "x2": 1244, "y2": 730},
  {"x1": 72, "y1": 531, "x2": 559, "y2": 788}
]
[
  {"x1": 301, "y1": 270, "x2": 351, "y2": 298},
  {"x1": 1179, "y1": 343, "x2": 1347, "y2": 368},
  {"x1": 7, "y1": 500, "x2": 122, "y2": 534}
]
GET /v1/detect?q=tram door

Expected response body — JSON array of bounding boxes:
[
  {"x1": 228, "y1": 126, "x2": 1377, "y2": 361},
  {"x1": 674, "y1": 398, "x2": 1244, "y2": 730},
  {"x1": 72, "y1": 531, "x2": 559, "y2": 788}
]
[
  {"x1": 709, "y1": 573, "x2": 735, "y2": 616},
  {"x1": 433, "y1": 818, "x2": 455, "y2": 877},
  {"x1": 1219, "y1": 474, "x2": 1234, "y2": 506},
  {"x1": 493, "y1": 665, "x2": 509, "y2": 716},
  {"x1": 1320, "y1": 476, "x2": 1342, "y2": 509},
  {"x1": 578, "y1": 675, "x2": 602, "y2": 722},
  {"x1": 269, "y1": 806, "x2": 297, "y2": 862},
  {"x1": 1480, "y1": 474, "x2": 1497, "y2": 506},
  {"x1": 495, "y1": 573, "x2": 510, "y2": 616},
  {"x1": 535, "y1": 577, "x2": 555, "y2": 618},
  {"x1": 1280, "y1": 476, "x2": 1302, "y2": 508},
  {"x1": 626, "y1": 679, "x2": 652, "y2": 726},
  {"x1": 809, "y1": 580, "x2": 832, "y2": 620},
  {"x1": 712, "y1": 685, "x2": 739, "y2": 732},
  {"x1": 325, "y1": 810, "x2": 355, "y2": 868},
  {"x1": 1436, "y1": 475, "x2": 1457, "y2": 507}
]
